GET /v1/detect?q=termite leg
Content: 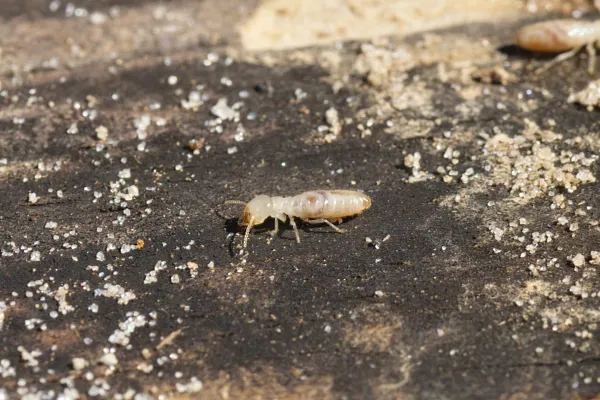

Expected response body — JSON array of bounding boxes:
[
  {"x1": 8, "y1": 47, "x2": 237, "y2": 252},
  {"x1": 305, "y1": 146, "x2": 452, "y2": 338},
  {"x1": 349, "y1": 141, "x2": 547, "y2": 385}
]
[
  {"x1": 535, "y1": 45, "x2": 583, "y2": 75},
  {"x1": 270, "y1": 218, "x2": 279, "y2": 237},
  {"x1": 289, "y1": 217, "x2": 301, "y2": 243},
  {"x1": 586, "y1": 42, "x2": 597, "y2": 74},
  {"x1": 304, "y1": 218, "x2": 347, "y2": 234},
  {"x1": 243, "y1": 216, "x2": 255, "y2": 249}
]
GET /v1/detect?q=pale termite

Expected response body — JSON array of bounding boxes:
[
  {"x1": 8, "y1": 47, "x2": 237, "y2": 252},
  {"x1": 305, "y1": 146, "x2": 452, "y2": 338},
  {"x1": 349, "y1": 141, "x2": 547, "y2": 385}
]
[
  {"x1": 226, "y1": 190, "x2": 372, "y2": 249},
  {"x1": 515, "y1": 19, "x2": 600, "y2": 74}
]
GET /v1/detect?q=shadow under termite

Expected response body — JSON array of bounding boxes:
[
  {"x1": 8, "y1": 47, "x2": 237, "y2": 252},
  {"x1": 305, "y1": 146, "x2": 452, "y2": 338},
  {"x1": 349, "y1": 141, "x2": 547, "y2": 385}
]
[
  {"x1": 498, "y1": 44, "x2": 593, "y2": 66},
  {"x1": 497, "y1": 44, "x2": 541, "y2": 59},
  {"x1": 217, "y1": 207, "x2": 285, "y2": 256},
  {"x1": 217, "y1": 205, "x2": 359, "y2": 256},
  {"x1": 220, "y1": 217, "x2": 285, "y2": 257}
]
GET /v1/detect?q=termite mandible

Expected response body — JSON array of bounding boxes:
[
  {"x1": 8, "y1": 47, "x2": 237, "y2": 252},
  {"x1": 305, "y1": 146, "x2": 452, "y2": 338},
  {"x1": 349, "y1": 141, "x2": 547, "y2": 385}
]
[{"x1": 225, "y1": 190, "x2": 372, "y2": 249}]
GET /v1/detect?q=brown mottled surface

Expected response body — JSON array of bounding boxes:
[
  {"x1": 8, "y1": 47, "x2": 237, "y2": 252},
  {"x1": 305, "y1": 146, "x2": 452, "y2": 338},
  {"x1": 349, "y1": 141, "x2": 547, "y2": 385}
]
[{"x1": 2, "y1": 1, "x2": 600, "y2": 399}]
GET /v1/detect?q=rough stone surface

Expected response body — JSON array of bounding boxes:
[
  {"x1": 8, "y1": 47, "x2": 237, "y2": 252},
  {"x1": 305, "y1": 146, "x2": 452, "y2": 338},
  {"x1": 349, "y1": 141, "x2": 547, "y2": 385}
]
[{"x1": 2, "y1": 1, "x2": 600, "y2": 399}]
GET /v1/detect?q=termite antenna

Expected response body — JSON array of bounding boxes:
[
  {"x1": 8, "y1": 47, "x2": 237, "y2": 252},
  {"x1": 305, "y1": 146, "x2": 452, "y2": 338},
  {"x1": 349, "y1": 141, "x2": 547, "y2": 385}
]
[
  {"x1": 224, "y1": 200, "x2": 247, "y2": 206},
  {"x1": 243, "y1": 216, "x2": 255, "y2": 250},
  {"x1": 216, "y1": 200, "x2": 246, "y2": 220}
]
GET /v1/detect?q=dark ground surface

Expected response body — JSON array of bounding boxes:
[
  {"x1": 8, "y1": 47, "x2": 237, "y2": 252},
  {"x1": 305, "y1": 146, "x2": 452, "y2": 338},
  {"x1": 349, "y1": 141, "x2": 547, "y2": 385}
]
[{"x1": 2, "y1": 1, "x2": 600, "y2": 399}]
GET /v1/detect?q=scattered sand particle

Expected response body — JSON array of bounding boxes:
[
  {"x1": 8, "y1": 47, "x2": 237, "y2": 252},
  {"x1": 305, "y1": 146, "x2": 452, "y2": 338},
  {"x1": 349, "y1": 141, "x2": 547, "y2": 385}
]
[
  {"x1": 568, "y1": 79, "x2": 600, "y2": 111},
  {"x1": 572, "y1": 253, "x2": 586, "y2": 267},
  {"x1": 211, "y1": 97, "x2": 239, "y2": 121}
]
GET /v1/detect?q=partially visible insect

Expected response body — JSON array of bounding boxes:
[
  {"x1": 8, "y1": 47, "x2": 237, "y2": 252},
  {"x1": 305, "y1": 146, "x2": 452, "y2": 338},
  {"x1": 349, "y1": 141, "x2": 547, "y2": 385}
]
[
  {"x1": 515, "y1": 19, "x2": 600, "y2": 74},
  {"x1": 225, "y1": 190, "x2": 372, "y2": 249}
]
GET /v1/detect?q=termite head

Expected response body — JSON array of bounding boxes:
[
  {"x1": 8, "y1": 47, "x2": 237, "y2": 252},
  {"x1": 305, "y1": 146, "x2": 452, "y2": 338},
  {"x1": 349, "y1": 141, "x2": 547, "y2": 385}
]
[
  {"x1": 239, "y1": 195, "x2": 272, "y2": 226},
  {"x1": 224, "y1": 195, "x2": 273, "y2": 251}
]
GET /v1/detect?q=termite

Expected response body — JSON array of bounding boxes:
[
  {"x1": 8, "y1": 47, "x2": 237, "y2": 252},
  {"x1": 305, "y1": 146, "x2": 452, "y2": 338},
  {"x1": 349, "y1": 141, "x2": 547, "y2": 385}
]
[
  {"x1": 515, "y1": 19, "x2": 600, "y2": 74},
  {"x1": 225, "y1": 190, "x2": 372, "y2": 249}
]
